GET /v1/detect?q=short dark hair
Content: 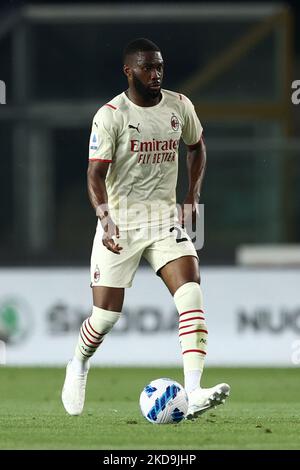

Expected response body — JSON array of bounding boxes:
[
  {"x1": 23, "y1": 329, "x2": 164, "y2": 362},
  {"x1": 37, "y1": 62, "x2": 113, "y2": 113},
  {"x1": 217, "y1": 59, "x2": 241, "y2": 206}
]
[{"x1": 123, "y1": 38, "x2": 161, "y2": 63}]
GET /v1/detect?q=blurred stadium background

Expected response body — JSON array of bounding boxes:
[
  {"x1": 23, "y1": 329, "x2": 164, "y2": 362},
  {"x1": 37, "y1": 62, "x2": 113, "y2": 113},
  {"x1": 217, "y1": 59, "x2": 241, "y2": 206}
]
[{"x1": 0, "y1": 0, "x2": 300, "y2": 368}]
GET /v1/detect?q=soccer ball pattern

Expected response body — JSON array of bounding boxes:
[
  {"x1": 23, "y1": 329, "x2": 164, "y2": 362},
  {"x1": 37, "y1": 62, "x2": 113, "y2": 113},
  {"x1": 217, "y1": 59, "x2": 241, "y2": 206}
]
[{"x1": 139, "y1": 378, "x2": 188, "y2": 424}]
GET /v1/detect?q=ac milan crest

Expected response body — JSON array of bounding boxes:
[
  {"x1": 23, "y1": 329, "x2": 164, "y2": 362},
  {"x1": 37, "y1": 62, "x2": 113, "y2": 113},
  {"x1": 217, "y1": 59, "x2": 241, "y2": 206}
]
[
  {"x1": 171, "y1": 113, "x2": 179, "y2": 131},
  {"x1": 94, "y1": 265, "x2": 100, "y2": 283}
]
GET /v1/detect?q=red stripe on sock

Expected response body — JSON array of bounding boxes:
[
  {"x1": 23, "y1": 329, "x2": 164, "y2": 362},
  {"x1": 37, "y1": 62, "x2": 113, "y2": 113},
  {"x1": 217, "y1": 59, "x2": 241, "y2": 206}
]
[
  {"x1": 179, "y1": 329, "x2": 208, "y2": 337},
  {"x1": 183, "y1": 349, "x2": 206, "y2": 355},
  {"x1": 82, "y1": 324, "x2": 102, "y2": 344},
  {"x1": 81, "y1": 328, "x2": 102, "y2": 347},
  {"x1": 179, "y1": 324, "x2": 194, "y2": 330},
  {"x1": 87, "y1": 317, "x2": 102, "y2": 336},
  {"x1": 84, "y1": 320, "x2": 102, "y2": 340},
  {"x1": 179, "y1": 309, "x2": 204, "y2": 317},
  {"x1": 179, "y1": 316, "x2": 205, "y2": 323},
  {"x1": 80, "y1": 331, "x2": 99, "y2": 350},
  {"x1": 79, "y1": 347, "x2": 93, "y2": 358}
]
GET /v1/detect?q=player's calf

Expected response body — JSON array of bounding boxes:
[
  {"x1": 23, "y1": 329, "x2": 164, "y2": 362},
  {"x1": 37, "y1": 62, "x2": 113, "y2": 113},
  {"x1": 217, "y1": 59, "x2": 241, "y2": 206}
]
[
  {"x1": 174, "y1": 282, "x2": 207, "y2": 394},
  {"x1": 75, "y1": 306, "x2": 121, "y2": 364},
  {"x1": 62, "y1": 306, "x2": 121, "y2": 415}
]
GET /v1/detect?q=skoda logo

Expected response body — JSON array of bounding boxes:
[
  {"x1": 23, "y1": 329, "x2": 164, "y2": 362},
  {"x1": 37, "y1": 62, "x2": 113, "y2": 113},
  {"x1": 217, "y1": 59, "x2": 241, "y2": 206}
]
[{"x1": 0, "y1": 298, "x2": 32, "y2": 344}]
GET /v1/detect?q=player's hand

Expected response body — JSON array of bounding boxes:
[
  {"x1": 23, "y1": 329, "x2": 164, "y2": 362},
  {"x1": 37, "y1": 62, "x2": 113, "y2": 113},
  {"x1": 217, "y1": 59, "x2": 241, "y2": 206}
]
[
  {"x1": 178, "y1": 195, "x2": 199, "y2": 228},
  {"x1": 100, "y1": 215, "x2": 123, "y2": 255}
]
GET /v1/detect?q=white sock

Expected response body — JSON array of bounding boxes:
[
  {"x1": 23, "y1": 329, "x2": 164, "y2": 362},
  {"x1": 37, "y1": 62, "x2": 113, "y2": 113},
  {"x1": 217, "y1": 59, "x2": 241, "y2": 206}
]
[
  {"x1": 74, "y1": 306, "x2": 121, "y2": 363},
  {"x1": 184, "y1": 370, "x2": 202, "y2": 394},
  {"x1": 173, "y1": 282, "x2": 207, "y2": 391}
]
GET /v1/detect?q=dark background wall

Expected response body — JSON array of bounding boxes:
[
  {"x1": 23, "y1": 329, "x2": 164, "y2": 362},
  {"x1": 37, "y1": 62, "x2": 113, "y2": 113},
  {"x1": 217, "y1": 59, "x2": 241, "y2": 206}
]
[{"x1": 0, "y1": 1, "x2": 299, "y2": 266}]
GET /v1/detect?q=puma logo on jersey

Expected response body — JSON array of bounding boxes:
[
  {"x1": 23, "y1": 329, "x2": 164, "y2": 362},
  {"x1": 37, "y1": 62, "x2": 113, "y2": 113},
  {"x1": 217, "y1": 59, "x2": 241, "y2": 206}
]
[{"x1": 128, "y1": 123, "x2": 141, "y2": 133}]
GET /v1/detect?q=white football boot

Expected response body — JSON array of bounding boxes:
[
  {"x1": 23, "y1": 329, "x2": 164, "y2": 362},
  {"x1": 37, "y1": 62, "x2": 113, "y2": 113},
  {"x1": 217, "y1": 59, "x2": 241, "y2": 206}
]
[
  {"x1": 186, "y1": 383, "x2": 230, "y2": 420},
  {"x1": 61, "y1": 360, "x2": 89, "y2": 416}
]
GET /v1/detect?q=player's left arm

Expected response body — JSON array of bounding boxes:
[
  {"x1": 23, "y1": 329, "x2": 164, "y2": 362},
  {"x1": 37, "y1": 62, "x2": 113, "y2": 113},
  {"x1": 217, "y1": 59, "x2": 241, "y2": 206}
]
[
  {"x1": 179, "y1": 135, "x2": 206, "y2": 225},
  {"x1": 181, "y1": 135, "x2": 206, "y2": 224},
  {"x1": 180, "y1": 96, "x2": 206, "y2": 226}
]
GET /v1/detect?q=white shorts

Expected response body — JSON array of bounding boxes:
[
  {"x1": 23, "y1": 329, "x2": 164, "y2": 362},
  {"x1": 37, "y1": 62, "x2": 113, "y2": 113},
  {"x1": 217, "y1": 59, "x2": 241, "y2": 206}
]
[{"x1": 90, "y1": 224, "x2": 198, "y2": 288}]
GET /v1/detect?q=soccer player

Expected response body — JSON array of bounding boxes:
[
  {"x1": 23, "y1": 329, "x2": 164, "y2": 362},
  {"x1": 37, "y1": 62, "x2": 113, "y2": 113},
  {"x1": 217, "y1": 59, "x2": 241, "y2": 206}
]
[{"x1": 62, "y1": 38, "x2": 230, "y2": 419}]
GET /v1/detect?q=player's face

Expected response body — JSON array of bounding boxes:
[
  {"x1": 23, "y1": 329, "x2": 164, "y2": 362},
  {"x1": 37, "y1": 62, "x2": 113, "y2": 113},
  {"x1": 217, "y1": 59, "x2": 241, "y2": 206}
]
[{"x1": 128, "y1": 51, "x2": 164, "y2": 99}]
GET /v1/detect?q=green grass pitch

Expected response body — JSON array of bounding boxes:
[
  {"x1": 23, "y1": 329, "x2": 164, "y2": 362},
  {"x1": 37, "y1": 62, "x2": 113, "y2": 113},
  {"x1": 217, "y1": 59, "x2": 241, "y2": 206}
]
[{"x1": 0, "y1": 367, "x2": 299, "y2": 449}]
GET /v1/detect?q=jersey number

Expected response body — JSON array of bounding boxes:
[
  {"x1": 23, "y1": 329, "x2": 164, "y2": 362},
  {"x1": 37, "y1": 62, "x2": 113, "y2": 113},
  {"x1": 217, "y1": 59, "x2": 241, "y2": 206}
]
[{"x1": 170, "y1": 226, "x2": 188, "y2": 243}]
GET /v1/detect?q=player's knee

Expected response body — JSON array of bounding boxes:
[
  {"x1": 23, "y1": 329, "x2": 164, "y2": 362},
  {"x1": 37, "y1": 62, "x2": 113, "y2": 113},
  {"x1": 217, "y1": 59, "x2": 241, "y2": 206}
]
[
  {"x1": 90, "y1": 305, "x2": 121, "y2": 335},
  {"x1": 188, "y1": 260, "x2": 200, "y2": 285}
]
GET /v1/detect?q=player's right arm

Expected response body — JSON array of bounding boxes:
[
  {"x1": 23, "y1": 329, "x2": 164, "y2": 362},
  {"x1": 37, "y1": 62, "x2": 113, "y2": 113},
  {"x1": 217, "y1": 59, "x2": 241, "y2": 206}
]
[
  {"x1": 87, "y1": 107, "x2": 122, "y2": 255},
  {"x1": 87, "y1": 161, "x2": 122, "y2": 254}
]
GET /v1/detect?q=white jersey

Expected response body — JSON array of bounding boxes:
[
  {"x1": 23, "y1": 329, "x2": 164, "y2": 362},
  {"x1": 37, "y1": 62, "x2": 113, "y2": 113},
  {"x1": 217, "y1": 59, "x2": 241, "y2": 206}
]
[{"x1": 89, "y1": 89, "x2": 203, "y2": 230}]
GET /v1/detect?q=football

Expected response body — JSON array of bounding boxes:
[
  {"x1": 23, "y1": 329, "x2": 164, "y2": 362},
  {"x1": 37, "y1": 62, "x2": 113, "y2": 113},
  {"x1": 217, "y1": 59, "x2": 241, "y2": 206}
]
[{"x1": 139, "y1": 378, "x2": 188, "y2": 424}]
